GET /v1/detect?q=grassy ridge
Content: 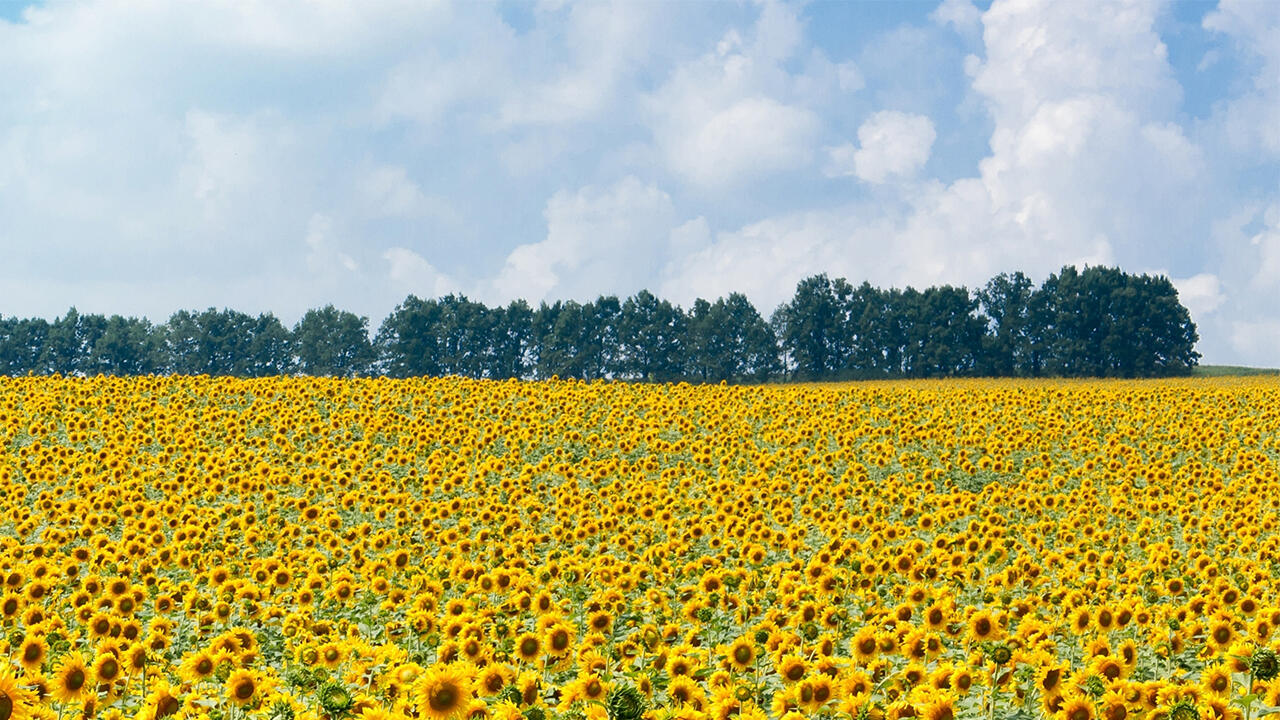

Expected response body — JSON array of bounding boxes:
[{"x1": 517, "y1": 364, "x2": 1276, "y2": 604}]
[{"x1": 1193, "y1": 364, "x2": 1280, "y2": 376}]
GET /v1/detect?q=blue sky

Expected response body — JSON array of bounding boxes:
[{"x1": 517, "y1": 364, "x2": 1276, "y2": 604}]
[{"x1": 0, "y1": 0, "x2": 1278, "y2": 365}]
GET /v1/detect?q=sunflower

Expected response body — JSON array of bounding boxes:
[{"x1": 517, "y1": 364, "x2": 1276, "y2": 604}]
[
  {"x1": 141, "y1": 682, "x2": 183, "y2": 720},
  {"x1": 0, "y1": 666, "x2": 36, "y2": 720},
  {"x1": 726, "y1": 637, "x2": 755, "y2": 671},
  {"x1": 1201, "y1": 665, "x2": 1232, "y2": 697},
  {"x1": 93, "y1": 653, "x2": 123, "y2": 685},
  {"x1": 178, "y1": 651, "x2": 217, "y2": 684},
  {"x1": 53, "y1": 653, "x2": 92, "y2": 704},
  {"x1": 1059, "y1": 695, "x2": 1095, "y2": 720},
  {"x1": 587, "y1": 610, "x2": 613, "y2": 635},
  {"x1": 125, "y1": 646, "x2": 148, "y2": 677},
  {"x1": 17, "y1": 636, "x2": 46, "y2": 672},
  {"x1": 668, "y1": 677, "x2": 705, "y2": 709},
  {"x1": 318, "y1": 642, "x2": 346, "y2": 669},
  {"x1": 1038, "y1": 665, "x2": 1067, "y2": 696},
  {"x1": 968, "y1": 610, "x2": 1000, "y2": 642},
  {"x1": 541, "y1": 626, "x2": 572, "y2": 667},
  {"x1": 0, "y1": 593, "x2": 22, "y2": 621},
  {"x1": 468, "y1": 665, "x2": 502, "y2": 699},
  {"x1": 413, "y1": 664, "x2": 474, "y2": 720},
  {"x1": 1098, "y1": 691, "x2": 1129, "y2": 720},
  {"x1": 851, "y1": 627, "x2": 878, "y2": 664},
  {"x1": 513, "y1": 633, "x2": 541, "y2": 665},
  {"x1": 776, "y1": 655, "x2": 807, "y2": 685},
  {"x1": 569, "y1": 673, "x2": 608, "y2": 704},
  {"x1": 225, "y1": 669, "x2": 259, "y2": 706},
  {"x1": 1206, "y1": 616, "x2": 1235, "y2": 652},
  {"x1": 921, "y1": 695, "x2": 956, "y2": 720},
  {"x1": 802, "y1": 677, "x2": 834, "y2": 711}
]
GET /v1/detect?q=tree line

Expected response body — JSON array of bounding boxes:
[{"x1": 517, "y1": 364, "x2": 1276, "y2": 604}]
[{"x1": 0, "y1": 265, "x2": 1199, "y2": 381}]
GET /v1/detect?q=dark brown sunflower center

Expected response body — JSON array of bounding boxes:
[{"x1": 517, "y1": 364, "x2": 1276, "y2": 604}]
[
  {"x1": 235, "y1": 681, "x2": 255, "y2": 700},
  {"x1": 158, "y1": 696, "x2": 181, "y2": 718},
  {"x1": 0, "y1": 692, "x2": 13, "y2": 720},
  {"x1": 429, "y1": 683, "x2": 459, "y2": 712},
  {"x1": 67, "y1": 669, "x2": 86, "y2": 691},
  {"x1": 551, "y1": 631, "x2": 569, "y2": 652}
]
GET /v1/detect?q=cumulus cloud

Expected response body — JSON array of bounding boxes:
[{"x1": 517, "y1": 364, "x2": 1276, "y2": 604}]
[
  {"x1": 1203, "y1": 0, "x2": 1280, "y2": 159},
  {"x1": 1168, "y1": 273, "x2": 1226, "y2": 318},
  {"x1": 488, "y1": 177, "x2": 679, "y2": 303},
  {"x1": 642, "y1": 0, "x2": 850, "y2": 189},
  {"x1": 930, "y1": 0, "x2": 982, "y2": 34},
  {"x1": 360, "y1": 165, "x2": 458, "y2": 224},
  {"x1": 384, "y1": 247, "x2": 459, "y2": 299},
  {"x1": 825, "y1": 110, "x2": 936, "y2": 183}
]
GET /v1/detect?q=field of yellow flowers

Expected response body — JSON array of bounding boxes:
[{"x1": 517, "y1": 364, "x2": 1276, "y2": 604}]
[{"x1": 1, "y1": 376, "x2": 1279, "y2": 720}]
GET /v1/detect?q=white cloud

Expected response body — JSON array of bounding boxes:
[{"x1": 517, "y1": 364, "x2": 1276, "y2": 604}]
[
  {"x1": 931, "y1": 0, "x2": 982, "y2": 34},
  {"x1": 643, "y1": 0, "x2": 848, "y2": 189},
  {"x1": 1246, "y1": 201, "x2": 1280, "y2": 290},
  {"x1": 1230, "y1": 320, "x2": 1280, "y2": 366},
  {"x1": 672, "y1": 97, "x2": 821, "y2": 188},
  {"x1": 384, "y1": 247, "x2": 458, "y2": 298},
  {"x1": 488, "y1": 177, "x2": 679, "y2": 303},
  {"x1": 304, "y1": 214, "x2": 359, "y2": 276},
  {"x1": 360, "y1": 165, "x2": 458, "y2": 224},
  {"x1": 1168, "y1": 272, "x2": 1226, "y2": 318},
  {"x1": 837, "y1": 110, "x2": 937, "y2": 183},
  {"x1": 1203, "y1": 0, "x2": 1280, "y2": 158}
]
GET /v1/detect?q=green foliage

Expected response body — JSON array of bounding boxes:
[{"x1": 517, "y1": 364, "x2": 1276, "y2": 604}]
[
  {"x1": 605, "y1": 685, "x2": 647, "y2": 720},
  {"x1": 0, "y1": 265, "x2": 1200, "y2": 380}
]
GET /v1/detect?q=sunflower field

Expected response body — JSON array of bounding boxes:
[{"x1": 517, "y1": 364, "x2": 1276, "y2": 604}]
[{"x1": 1, "y1": 376, "x2": 1279, "y2": 720}]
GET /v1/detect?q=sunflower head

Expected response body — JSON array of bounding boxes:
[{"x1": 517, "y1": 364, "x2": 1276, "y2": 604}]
[
  {"x1": 988, "y1": 644, "x2": 1012, "y2": 666},
  {"x1": 320, "y1": 682, "x2": 355, "y2": 717},
  {"x1": 269, "y1": 700, "x2": 296, "y2": 720},
  {"x1": 1168, "y1": 700, "x2": 1200, "y2": 720},
  {"x1": 1253, "y1": 648, "x2": 1279, "y2": 681},
  {"x1": 414, "y1": 664, "x2": 474, "y2": 720},
  {"x1": 226, "y1": 669, "x2": 259, "y2": 706},
  {"x1": 605, "y1": 685, "x2": 646, "y2": 720},
  {"x1": 0, "y1": 668, "x2": 37, "y2": 720}
]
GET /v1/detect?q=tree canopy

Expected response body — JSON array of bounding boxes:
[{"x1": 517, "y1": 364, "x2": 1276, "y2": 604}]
[{"x1": 0, "y1": 265, "x2": 1200, "y2": 381}]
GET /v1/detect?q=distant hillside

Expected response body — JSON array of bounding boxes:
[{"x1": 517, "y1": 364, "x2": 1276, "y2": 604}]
[{"x1": 1193, "y1": 365, "x2": 1280, "y2": 377}]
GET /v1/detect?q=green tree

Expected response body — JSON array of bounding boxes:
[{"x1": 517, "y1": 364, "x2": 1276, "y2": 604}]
[
  {"x1": 689, "y1": 293, "x2": 780, "y2": 381},
  {"x1": 89, "y1": 315, "x2": 164, "y2": 374},
  {"x1": 1035, "y1": 266, "x2": 1198, "y2": 377},
  {"x1": 375, "y1": 296, "x2": 444, "y2": 378},
  {"x1": 491, "y1": 300, "x2": 534, "y2": 379},
  {"x1": 977, "y1": 271, "x2": 1035, "y2": 376},
  {"x1": 771, "y1": 275, "x2": 855, "y2": 379},
  {"x1": 619, "y1": 290, "x2": 686, "y2": 381},
  {"x1": 293, "y1": 305, "x2": 374, "y2": 377},
  {"x1": 40, "y1": 308, "x2": 108, "y2": 375},
  {"x1": 0, "y1": 317, "x2": 49, "y2": 375},
  {"x1": 435, "y1": 295, "x2": 495, "y2": 377}
]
